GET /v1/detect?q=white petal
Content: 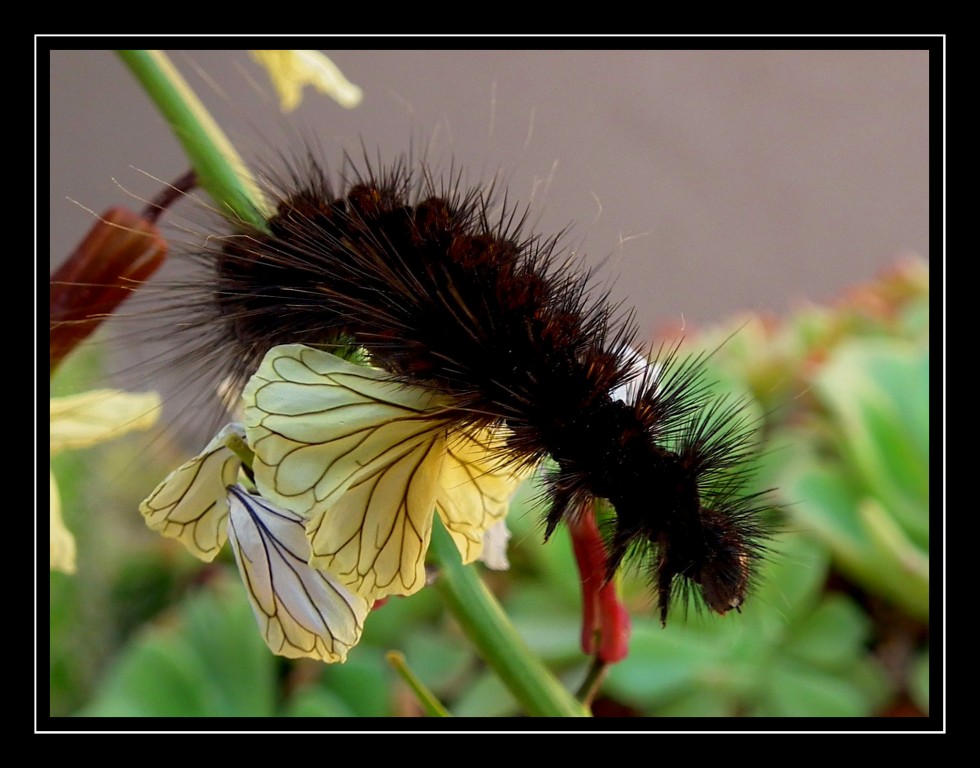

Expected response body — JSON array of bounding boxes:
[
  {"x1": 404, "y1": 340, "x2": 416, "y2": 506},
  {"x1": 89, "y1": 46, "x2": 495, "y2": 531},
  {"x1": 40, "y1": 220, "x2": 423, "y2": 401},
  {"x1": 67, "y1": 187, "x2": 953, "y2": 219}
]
[
  {"x1": 610, "y1": 348, "x2": 661, "y2": 404},
  {"x1": 478, "y1": 520, "x2": 513, "y2": 571},
  {"x1": 306, "y1": 431, "x2": 447, "y2": 599},
  {"x1": 139, "y1": 424, "x2": 245, "y2": 561},
  {"x1": 226, "y1": 486, "x2": 370, "y2": 663},
  {"x1": 435, "y1": 428, "x2": 533, "y2": 565},
  {"x1": 243, "y1": 344, "x2": 454, "y2": 518}
]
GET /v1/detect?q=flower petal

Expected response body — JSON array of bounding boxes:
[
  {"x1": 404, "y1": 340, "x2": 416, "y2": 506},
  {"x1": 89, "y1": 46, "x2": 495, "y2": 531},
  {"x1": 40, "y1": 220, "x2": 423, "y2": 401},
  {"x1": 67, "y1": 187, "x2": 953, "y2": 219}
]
[
  {"x1": 243, "y1": 344, "x2": 454, "y2": 518},
  {"x1": 250, "y1": 50, "x2": 363, "y2": 111},
  {"x1": 226, "y1": 486, "x2": 370, "y2": 663},
  {"x1": 478, "y1": 520, "x2": 513, "y2": 571},
  {"x1": 435, "y1": 428, "x2": 534, "y2": 566},
  {"x1": 611, "y1": 347, "x2": 661, "y2": 404},
  {"x1": 50, "y1": 389, "x2": 160, "y2": 453},
  {"x1": 139, "y1": 424, "x2": 245, "y2": 561},
  {"x1": 306, "y1": 430, "x2": 447, "y2": 599},
  {"x1": 50, "y1": 470, "x2": 76, "y2": 574}
]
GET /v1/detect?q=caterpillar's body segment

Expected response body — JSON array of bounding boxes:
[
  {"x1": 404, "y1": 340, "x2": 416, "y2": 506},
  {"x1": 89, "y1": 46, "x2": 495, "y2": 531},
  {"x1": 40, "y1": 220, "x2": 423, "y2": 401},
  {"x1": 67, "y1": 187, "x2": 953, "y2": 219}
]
[{"x1": 193, "y1": 156, "x2": 769, "y2": 623}]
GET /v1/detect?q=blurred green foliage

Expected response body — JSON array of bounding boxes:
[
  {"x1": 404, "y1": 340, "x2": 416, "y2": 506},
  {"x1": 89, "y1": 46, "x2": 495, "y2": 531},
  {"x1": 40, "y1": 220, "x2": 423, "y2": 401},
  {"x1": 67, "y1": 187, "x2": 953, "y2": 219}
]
[{"x1": 48, "y1": 258, "x2": 930, "y2": 719}]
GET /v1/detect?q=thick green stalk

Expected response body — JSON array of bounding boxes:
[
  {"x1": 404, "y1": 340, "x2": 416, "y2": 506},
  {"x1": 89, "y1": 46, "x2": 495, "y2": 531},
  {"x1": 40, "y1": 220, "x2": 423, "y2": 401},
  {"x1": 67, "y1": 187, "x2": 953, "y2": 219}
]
[
  {"x1": 116, "y1": 50, "x2": 270, "y2": 229},
  {"x1": 429, "y1": 519, "x2": 589, "y2": 717}
]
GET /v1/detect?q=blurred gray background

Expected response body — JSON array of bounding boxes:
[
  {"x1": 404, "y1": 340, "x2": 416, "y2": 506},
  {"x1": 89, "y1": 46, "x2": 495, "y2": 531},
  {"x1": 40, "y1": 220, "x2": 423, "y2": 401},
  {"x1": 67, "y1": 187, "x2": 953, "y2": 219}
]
[{"x1": 49, "y1": 48, "x2": 930, "y2": 340}]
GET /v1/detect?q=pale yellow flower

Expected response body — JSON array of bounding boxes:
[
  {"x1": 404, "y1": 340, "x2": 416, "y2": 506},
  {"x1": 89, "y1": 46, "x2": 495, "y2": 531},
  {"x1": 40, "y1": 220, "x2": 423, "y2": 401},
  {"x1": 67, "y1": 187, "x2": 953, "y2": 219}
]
[
  {"x1": 243, "y1": 344, "x2": 533, "y2": 602},
  {"x1": 250, "y1": 50, "x2": 363, "y2": 111},
  {"x1": 49, "y1": 389, "x2": 161, "y2": 573},
  {"x1": 138, "y1": 344, "x2": 531, "y2": 661},
  {"x1": 139, "y1": 425, "x2": 370, "y2": 663}
]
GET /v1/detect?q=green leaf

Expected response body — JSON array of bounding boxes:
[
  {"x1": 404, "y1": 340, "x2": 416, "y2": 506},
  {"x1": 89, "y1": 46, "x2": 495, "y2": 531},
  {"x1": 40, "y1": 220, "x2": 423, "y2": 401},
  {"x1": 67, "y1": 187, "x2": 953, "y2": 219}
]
[
  {"x1": 451, "y1": 670, "x2": 521, "y2": 717},
  {"x1": 357, "y1": 587, "x2": 442, "y2": 646},
  {"x1": 814, "y1": 340, "x2": 929, "y2": 546},
  {"x1": 655, "y1": 688, "x2": 738, "y2": 717},
  {"x1": 80, "y1": 634, "x2": 216, "y2": 717},
  {"x1": 316, "y1": 648, "x2": 394, "y2": 717},
  {"x1": 782, "y1": 593, "x2": 871, "y2": 670},
  {"x1": 749, "y1": 533, "x2": 831, "y2": 631},
  {"x1": 909, "y1": 648, "x2": 930, "y2": 714},
  {"x1": 50, "y1": 571, "x2": 85, "y2": 716},
  {"x1": 603, "y1": 621, "x2": 724, "y2": 706},
  {"x1": 508, "y1": 610, "x2": 588, "y2": 664},
  {"x1": 506, "y1": 476, "x2": 583, "y2": 604},
  {"x1": 782, "y1": 451, "x2": 866, "y2": 551},
  {"x1": 78, "y1": 573, "x2": 276, "y2": 717},
  {"x1": 781, "y1": 462, "x2": 928, "y2": 620},
  {"x1": 848, "y1": 656, "x2": 895, "y2": 713},
  {"x1": 281, "y1": 687, "x2": 357, "y2": 718},
  {"x1": 758, "y1": 658, "x2": 872, "y2": 717},
  {"x1": 400, "y1": 629, "x2": 474, "y2": 694},
  {"x1": 177, "y1": 579, "x2": 277, "y2": 713}
]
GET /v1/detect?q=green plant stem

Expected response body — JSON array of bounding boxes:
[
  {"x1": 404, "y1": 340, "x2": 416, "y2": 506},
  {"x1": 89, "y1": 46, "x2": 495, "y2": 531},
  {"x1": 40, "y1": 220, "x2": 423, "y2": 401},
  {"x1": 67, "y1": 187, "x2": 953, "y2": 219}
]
[
  {"x1": 575, "y1": 656, "x2": 609, "y2": 707},
  {"x1": 115, "y1": 50, "x2": 270, "y2": 229},
  {"x1": 386, "y1": 651, "x2": 452, "y2": 717},
  {"x1": 429, "y1": 519, "x2": 589, "y2": 718}
]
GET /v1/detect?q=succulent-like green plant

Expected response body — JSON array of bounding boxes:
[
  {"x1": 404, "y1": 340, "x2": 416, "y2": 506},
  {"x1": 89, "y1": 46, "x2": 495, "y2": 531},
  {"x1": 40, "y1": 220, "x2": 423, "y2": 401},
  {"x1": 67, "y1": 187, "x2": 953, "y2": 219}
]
[
  {"x1": 713, "y1": 259, "x2": 929, "y2": 623},
  {"x1": 678, "y1": 257, "x2": 930, "y2": 715}
]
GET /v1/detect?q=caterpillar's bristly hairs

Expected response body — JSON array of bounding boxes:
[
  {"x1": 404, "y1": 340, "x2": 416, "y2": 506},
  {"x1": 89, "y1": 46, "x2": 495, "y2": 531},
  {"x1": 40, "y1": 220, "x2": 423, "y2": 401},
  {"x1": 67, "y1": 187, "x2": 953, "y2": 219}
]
[{"x1": 125, "y1": 149, "x2": 775, "y2": 624}]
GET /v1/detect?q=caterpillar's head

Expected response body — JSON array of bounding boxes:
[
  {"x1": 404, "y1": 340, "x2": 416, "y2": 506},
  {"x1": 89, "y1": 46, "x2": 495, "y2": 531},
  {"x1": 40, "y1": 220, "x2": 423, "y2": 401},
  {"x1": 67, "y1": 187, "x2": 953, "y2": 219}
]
[
  {"x1": 679, "y1": 506, "x2": 754, "y2": 618},
  {"x1": 617, "y1": 349, "x2": 771, "y2": 625},
  {"x1": 626, "y1": 499, "x2": 760, "y2": 627},
  {"x1": 602, "y1": 448, "x2": 765, "y2": 626}
]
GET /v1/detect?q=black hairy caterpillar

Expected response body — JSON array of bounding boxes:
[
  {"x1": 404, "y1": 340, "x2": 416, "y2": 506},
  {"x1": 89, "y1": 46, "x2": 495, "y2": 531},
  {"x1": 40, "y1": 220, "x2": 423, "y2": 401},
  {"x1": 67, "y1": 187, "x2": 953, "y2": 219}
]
[{"x1": 157, "y1": 151, "x2": 772, "y2": 625}]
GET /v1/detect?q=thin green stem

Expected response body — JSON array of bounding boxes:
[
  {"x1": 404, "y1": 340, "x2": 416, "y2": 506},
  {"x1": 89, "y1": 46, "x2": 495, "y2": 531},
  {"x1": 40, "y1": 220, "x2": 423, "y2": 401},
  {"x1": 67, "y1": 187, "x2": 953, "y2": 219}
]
[
  {"x1": 575, "y1": 656, "x2": 609, "y2": 708},
  {"x1": 386, "y1": 651, "x2": 452, "y2": 717},
  {"x1": 429, "y1": 519, "x2": 590, "y2": 718},
  {"x1": 116, "y1": 50, "x2": 270, "y2": 230}
]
